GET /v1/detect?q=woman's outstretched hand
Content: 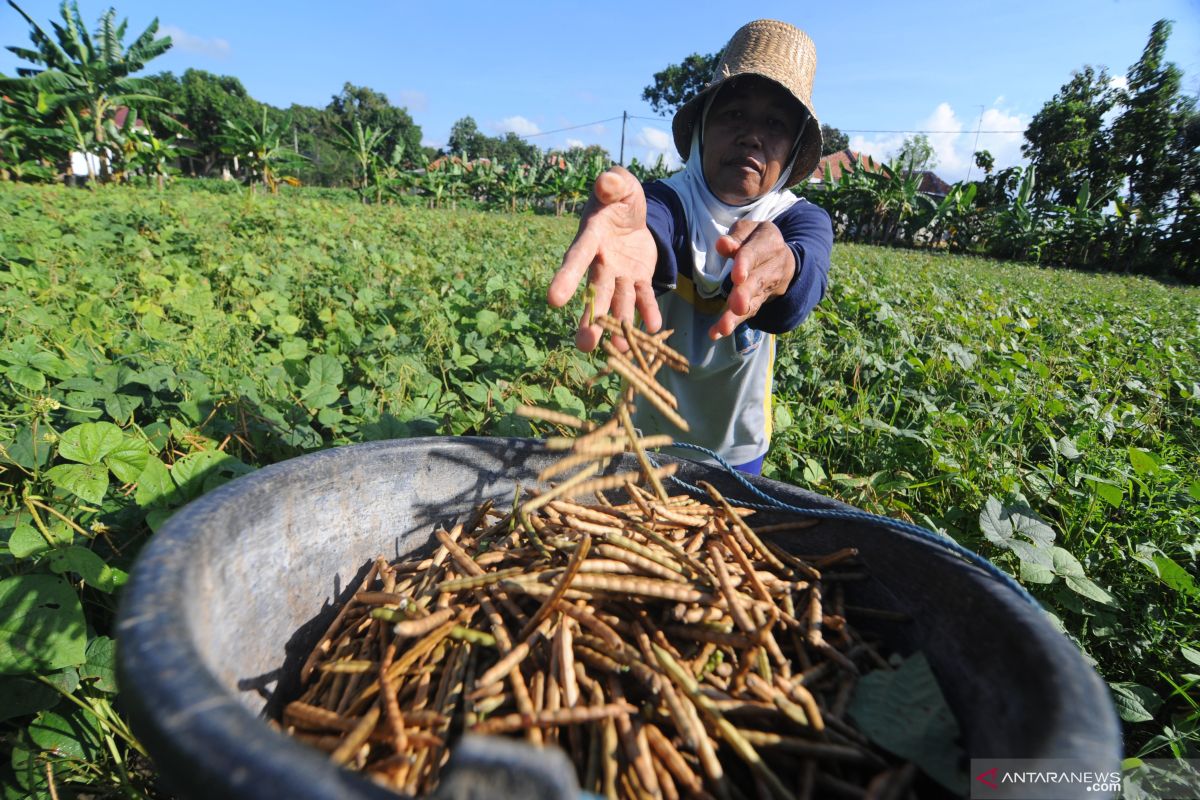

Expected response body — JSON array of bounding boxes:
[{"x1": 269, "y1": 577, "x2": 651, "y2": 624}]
[
  {"x1": 547, "y1": 166, "x2": 661, "y2": 352},
  {"x1": 709, "y1": 220, "x2": 796, "y2": 341}
]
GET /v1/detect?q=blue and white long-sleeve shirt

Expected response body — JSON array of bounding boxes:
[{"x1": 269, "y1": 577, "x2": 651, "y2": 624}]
[{"x1": 635, "y1": 180, "x2": 833, "y2": 466}]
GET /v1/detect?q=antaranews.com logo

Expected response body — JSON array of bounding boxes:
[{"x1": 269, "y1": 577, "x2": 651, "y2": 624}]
[
  {"x1": 971, "y1": 759, "x2": 1200, "y2": 799},
  {"x1": 970, "y1": 760, "x2": 1120, "y2": 799}
]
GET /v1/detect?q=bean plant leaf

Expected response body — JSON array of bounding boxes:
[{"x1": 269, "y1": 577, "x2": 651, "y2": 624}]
[
  {"x1": 104, "y1": 393, "x2": 143, "y2": 424},
  {"x1": 1181, "y1": 647, "x2": 1200, "y2": 668},
  {"x1": 475, "y1": 309, "x2": 502, "y2": 336},
  {"x1": 56, "y1": 422, "x2": 125, "y2": 465},
  {"x1": 47, "y1": 546, "x2": 126, "y2": 593},
  {"x1": 80, "y1": 636, "x2": 117, "y2": 693},
  {"x1": 1109, "y1": 682, "x2": 1161, "y2": 723},
  {"x1": 1127, "y1": 447, "x2": 1160, "y2": 476},
  {"x1": 1051, "y1": 546, "x2": 1116, "y2": 605},
  {"x1": 0, "y1": 575, "x2": 87, "y2": 675},
  {"x1": 1055, "y1": 436, "x2": 1081, "y2": 460},
  {"x1": 0, "y1": 676, "x2": 60, "y2": 721},
  {"x1": 1086, "y1": 476, "x2": 1124, "y2": 508},
  {"x1": 7, "y1": 525, "x2": 50, "y2": 559},
  {"x1": 28, "y1": 708, "x2": 103, "y2": 762},
  {"x1": 44, "y1": 463, "x2": 109, "y2": 505},
  {"x1": 979, "y1": 497, "x2": 1054, "y2": 566},
  {"x1": 6, "y1": 365, "x2": 45, "y2": 390},
  {"x1": 103, "y1": 436, "x2": 150, "y2": 484},
  {"x1": 1020, "y1": 558, "x2": 1055, "y2": 584},
  {"x1": 1132, "y1": 546, "x2": 1200, "y2": 600},
  {"x1": 302, "y1": 354, "x2": 343, "y2": 407},
  {"x1": 135, "y1": 457, "x2": 175, "y2": 507},
  {"x1": 848, "y1": 652, "x2": 967, "y2": 794}
]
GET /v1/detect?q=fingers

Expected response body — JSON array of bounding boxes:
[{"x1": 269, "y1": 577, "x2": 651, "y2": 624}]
[
  {"x1": 593, "y1": 165, "x2": 640, "y2": 206},
  {"x1": 709, "y1": 308, "x2": 749, "y2": 341},
  {"x1": 549, "y1": 229, "x2": 598, "y2": 308},
  {"x1": 634, "y1": 281, "x2": 662, "y2": 335}
]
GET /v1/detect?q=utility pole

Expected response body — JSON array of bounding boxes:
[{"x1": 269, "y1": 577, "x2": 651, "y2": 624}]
[
  {"x1": 965, "y1": 105, "x2": 984, "y2": 183},
  {"x1": 619, "y1": 111, "x2": 628, "y2": 166}
]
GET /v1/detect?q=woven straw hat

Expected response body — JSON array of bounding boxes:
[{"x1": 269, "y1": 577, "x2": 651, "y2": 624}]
[{"x1": 672, "y1": 19, "x2": 821, "y2": 188}]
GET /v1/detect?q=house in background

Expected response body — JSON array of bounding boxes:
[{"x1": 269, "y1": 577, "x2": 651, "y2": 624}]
[
  {"x1": 809, "y1": 148, "x2": 952, "y2": 200},
  {"x1": 69, "y1": 106, "x2": 149, "y2": 178}
]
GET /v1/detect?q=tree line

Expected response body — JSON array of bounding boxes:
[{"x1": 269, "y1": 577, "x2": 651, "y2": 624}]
[{"x1": 2, "y1": 2, "x2": 1195, "y2": 277}]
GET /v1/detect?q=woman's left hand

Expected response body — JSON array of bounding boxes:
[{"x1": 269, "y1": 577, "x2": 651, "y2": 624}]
[{"x1": 709, "y1": 220, "x2": 796, "y2": 340}]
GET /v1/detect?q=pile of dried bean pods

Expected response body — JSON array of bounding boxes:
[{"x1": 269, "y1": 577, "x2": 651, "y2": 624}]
[{"x1": 283, "y1": 315, "x2": 919, "y2": 799}]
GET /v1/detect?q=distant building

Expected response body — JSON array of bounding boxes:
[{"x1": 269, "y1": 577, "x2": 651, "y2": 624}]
[{"x1": 809, "y1": 148, "x2": 952, "y2": 199}]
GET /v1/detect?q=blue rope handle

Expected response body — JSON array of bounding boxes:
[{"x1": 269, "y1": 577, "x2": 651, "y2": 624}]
[{"x1": 660, "y1": 442, "x2": 1042, "y2": 609}]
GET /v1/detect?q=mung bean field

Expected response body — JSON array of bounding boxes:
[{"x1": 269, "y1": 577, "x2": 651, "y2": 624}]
[{"x1": 1, "y1": 181, "x2": 1198, "y2": 796}]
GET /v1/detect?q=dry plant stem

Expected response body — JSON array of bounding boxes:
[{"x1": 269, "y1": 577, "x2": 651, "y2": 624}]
[
  {"x1": 516, "y1": 404, "x2": 595, "y2": 430},
  {"x1": 301, "y1": 560, "x2": 381, "y2": 684},
  {"x1": 700, "y1": 482, "x2": 788, "y2": 573},
  {"x1": 330, "y1": 703, "x2": 381, "y2": 765},
  {"x1": 521, "y1": 462, "x2": 603, "y2": 515},
  {"x1": 708, "y1": 542, "x2": 757, "y2": 635},
  {"x1": 645, "y1": 723, "x2": 705, "y2": 796},
  {"x1": 608, "y1": 677, "x2": 662, "y2": 799},
  {"x1": 391, "y1": 607, "x2": 459, "y2": 638},
  {"x1": 653, "y1": 645, "x2": 796, "y2": 800},
  {"x1": 519, "y1": 533, "x2": 592, "y2": 640},
  {"x1": 618, "y1": 401, "x2": 670, "y2": 501}
]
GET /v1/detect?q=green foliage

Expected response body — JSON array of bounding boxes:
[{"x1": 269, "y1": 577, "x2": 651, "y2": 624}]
[
  {"x1": 3, "y1": 0, "x2": 172, "y2": 182},
  {"x1": 890, "y1": 133, "x2": 937, "y2": 176},
  {"x1": 820, "y1": 124, "x2": 849, "y2": 157},
  {"x1": 3, "y1": 151, "x2": 1198, "y2": 794},
  {"x1": 1021, "y1": 65, "x2": 1120, "y2": 207},
  {"x1": 766, "y1": 242, "x2": 1199, "y2": 757},
  {"x1": 641, "y1": 52, "x2": 719, "y2": 116}
]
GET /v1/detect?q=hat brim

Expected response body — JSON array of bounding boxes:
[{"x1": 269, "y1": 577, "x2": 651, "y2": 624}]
[{"x1": 671, "y1": 74, "x2": 822, "y2": 190}]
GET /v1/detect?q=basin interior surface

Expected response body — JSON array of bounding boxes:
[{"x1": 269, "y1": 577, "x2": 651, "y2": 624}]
[{"x1": 117, "y1": 436, "x2": 1121, "y2": 799}]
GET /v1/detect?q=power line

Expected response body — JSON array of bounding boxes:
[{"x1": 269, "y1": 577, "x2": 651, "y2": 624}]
[
  {"x1": 627, "y1": 115, "x2": 1023, "y2": 134},
  {"x1": 516, "y1": 116, "x2": 624, "y2": 139}
]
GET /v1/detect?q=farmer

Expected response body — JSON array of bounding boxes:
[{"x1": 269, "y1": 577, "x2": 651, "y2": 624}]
[{"x1": 548, "y1": 19, "x2": 833, "y2": 474}]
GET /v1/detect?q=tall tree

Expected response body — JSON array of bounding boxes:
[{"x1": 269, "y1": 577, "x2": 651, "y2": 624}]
[
  {"x1": 144, "y1": 69, "x2": 259, "y2": 176},
  {"x1": 3, "y1": 0, "x2": 172, "y2": 181},
  {"x1": 447, "y1": 116, "x2": 539, "y2": 164},
  {"x1": 448, "y1": 115, "x2": 485, "y2": 159},
  {"x1": 642, "y1": 52, "x2": 719, "y2": 116},
  {"x1": 820, "y1": 124, "x2": 848, "y2": 156},
  {"x1": 891, "y1": 134, "x2": 937, "y2": 176},
  {"x1": 326, "y1": 83, "x2": 421, "y2": 167},
  {"x1": 1110, "y1": 19, "x2": 1184, "y2": 215},
  {"x1": 1021, "y1": 66, "x2": 1119, "y2": 207}
]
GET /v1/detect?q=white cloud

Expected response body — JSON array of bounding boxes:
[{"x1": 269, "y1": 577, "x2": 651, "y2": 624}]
[
  {"x1": 565, "y1": 138, "x2": 585, "y2": 149},
  {"x1": 396, "y1": 90, "x2": 428, "y2": 113},
  {"x1": 633, "y1": 126, "x2": 681, "y2": 169},
  {"x1": 493, "y1": 115, "x2": 540, "y2": 136},
  {"x1": 159, "y1": 24, "x2": 230, "y2": 58},
  {"x1": 850, "y1": 101, "x2": 1028, "y2": 182},
  {"x1": 1109, "y1": 74, "x2": 1129, "y2": 92}
]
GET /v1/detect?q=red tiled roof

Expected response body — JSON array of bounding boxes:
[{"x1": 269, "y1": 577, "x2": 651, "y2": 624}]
[{"x1": 809, "y1": 149, "x2": 881, "y2": 182}]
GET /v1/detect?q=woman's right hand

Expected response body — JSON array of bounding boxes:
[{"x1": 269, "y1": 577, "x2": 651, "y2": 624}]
[{"x1": 547, "y1": 166, "x2": 661, "y2": 352}]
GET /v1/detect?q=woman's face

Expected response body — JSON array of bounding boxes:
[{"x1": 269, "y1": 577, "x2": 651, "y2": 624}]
[{"x1": 701, "y1": 76, "x2": 802, "y2": 205}]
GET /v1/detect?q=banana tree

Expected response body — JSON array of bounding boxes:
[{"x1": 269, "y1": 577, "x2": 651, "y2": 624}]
[
  {"x1": 0, "y1": 80, "x2": 67, "y2": 181},
  {"x1": 929, "y1": 182, "x2": 980, "y2": 253},
  {"x1": 495, "y1": 160, "x2": 534, "y2": 212},
  {"x1": 333, "y1": 120, "x2": 390, "y2": 203},
  {"x1": 4, "y1": 1, "x2": 172, "y2": 182},
  {"x1": 219, "y1": 108, "x2": 304, "y2": 193},
  {"x1": 989, "y1": 166, "x2": 1048, "y2": 262}
]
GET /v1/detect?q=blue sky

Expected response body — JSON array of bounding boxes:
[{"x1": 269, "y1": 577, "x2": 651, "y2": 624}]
[{"x1": 3, "y1": 0, "x2": 1198, "y2": 181}]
